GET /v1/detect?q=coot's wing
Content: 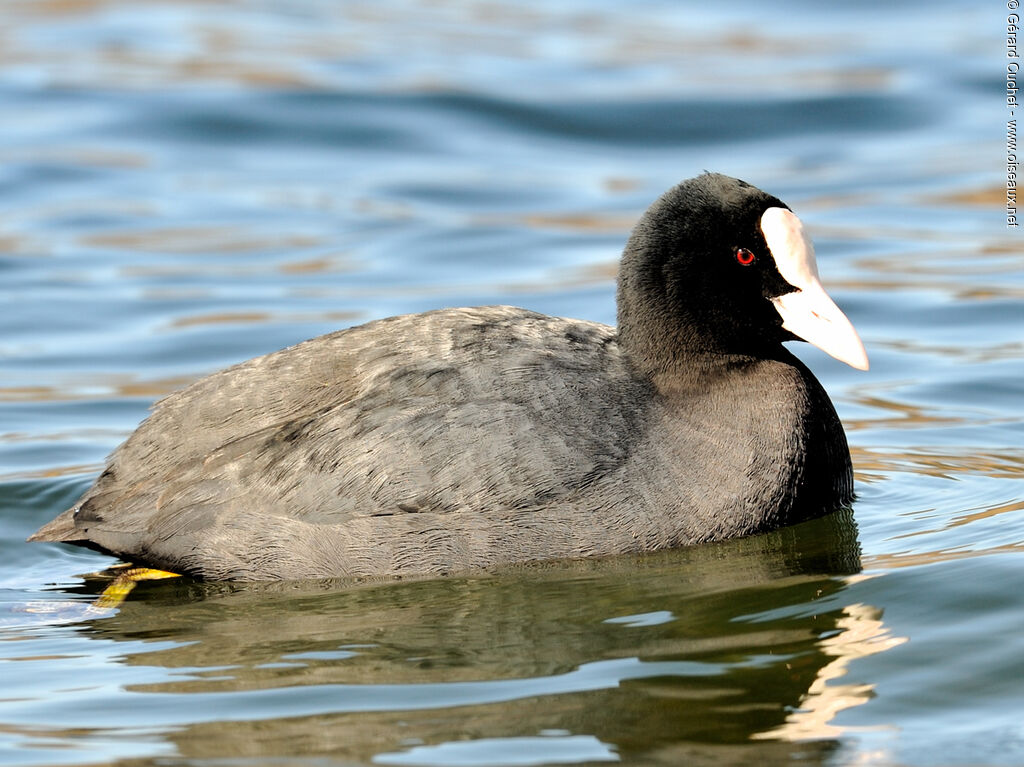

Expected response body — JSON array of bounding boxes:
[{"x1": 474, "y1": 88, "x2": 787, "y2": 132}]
[{"x1": 33, "y1": 307, "x2": 647, "y2": 568}]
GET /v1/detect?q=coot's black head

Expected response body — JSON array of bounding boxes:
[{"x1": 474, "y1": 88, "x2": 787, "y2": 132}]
[{"x1": 616, "y1": 173, "x2": 867, "y2": 379}]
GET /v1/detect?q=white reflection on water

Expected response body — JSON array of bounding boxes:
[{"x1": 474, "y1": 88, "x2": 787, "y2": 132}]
[{"x1": 754, "y1": 592, "x2": 908, "y2": 743}]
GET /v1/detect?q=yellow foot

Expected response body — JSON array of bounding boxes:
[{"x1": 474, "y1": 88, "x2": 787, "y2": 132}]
[{"x1": 93, "y1": 566, "x2": 182, "y2": 610}]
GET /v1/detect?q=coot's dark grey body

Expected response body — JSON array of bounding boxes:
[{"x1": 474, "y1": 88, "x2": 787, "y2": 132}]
[{"x1": 31, "y1": 174, "x2": 866, "y2": 580}]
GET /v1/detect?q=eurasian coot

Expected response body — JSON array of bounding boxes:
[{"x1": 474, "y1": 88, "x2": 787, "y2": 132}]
[{"x1": 30, "y1": 173, "x2": 868, "y2": 580}]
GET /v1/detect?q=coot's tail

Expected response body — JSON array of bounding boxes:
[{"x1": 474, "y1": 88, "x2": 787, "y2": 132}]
[{"x1": 27, "y1": 507, "x2": 81, "y2": 543}]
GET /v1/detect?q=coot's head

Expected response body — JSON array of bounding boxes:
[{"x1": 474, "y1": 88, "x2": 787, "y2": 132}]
[{"x1": 617, "y1": 173, "x2": 868, "y2": 378}]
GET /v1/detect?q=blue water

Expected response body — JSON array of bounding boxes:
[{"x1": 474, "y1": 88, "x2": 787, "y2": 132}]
[{"x1": 1, "y1": 1, "x2": 1021, "y2": 765}]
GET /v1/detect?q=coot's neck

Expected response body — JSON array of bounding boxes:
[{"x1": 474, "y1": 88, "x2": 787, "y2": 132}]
[
  {"x1": 615, "y1": 289, "x2": 788, "y2": 394},
  {"x1": 614, "y1": 255, "x2": 790, "y2": 393},
  {"x1": 617, "y1": 304, "x2": 722, "y2": 376}
]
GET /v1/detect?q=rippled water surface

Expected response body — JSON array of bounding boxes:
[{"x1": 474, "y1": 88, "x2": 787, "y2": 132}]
[{"x1": 1, "y1": 1, "x2": 1020, "y2": 765}]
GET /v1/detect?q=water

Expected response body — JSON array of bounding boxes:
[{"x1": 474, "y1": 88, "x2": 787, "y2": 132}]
[{"x1": 0, "y1": 1, "x2": 1019, "y2": 765}]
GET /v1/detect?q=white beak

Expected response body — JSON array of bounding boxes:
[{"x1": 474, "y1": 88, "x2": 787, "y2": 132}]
[{"x1": 761, "y1": 207, "x2": 869, "y2": 371}]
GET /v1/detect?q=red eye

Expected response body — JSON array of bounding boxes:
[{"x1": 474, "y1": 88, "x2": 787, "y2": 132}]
[{"x1": 735, "y1": 248, "x2": 756, "y2": 266}]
